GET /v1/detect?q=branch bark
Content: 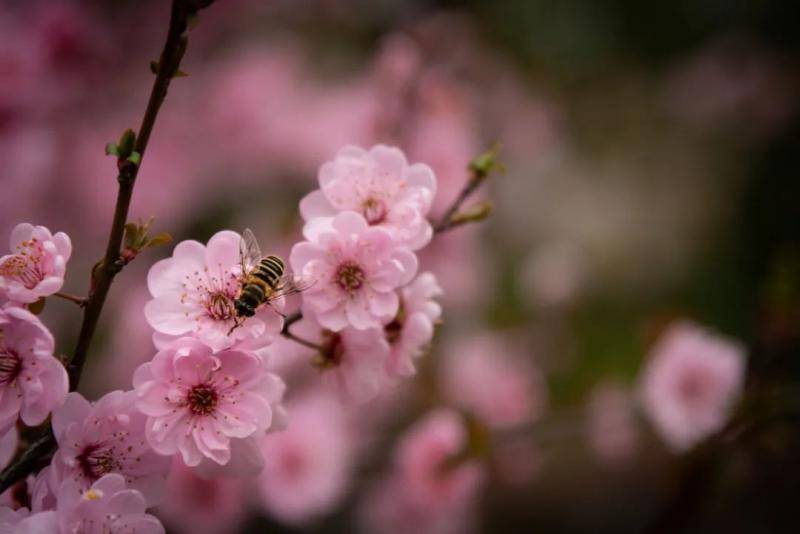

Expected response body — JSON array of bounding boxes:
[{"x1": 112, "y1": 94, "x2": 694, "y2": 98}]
[{"x1": 0, "y1": 0, "x2": 204, "y2": 495}]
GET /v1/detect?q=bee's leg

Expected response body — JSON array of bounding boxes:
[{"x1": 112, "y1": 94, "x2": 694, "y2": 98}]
[{"x1": 227, "y1": 317, "x2": 242, "y2": 336}]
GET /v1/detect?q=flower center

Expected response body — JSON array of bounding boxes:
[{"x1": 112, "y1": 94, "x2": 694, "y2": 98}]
[
  {"x1": 0, "y1": 341, "x2": 22, "y2": 386},
  {"x1": 0, "y1": 244, "x2": 45, "y2": 289},
  {"x1": 187, "y1": 383, "x2": 218, "y2": 416},
  {"x1": 205, "y1": 291, "x2": 234, "y2": 321},
  {"x1": 335, "y1": 262, "x2": 365, "y2": 292},
  {"x1": 362, "y1": 197, "x2": 387, "y2": 225},
  {"x1": 77, "y1": 443, "x2": 121, "y2": 481}
]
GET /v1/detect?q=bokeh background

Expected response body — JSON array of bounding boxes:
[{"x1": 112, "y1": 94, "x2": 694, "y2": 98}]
[{"x1": 2, "y1": 0, "x2": 800, "y2": 532}]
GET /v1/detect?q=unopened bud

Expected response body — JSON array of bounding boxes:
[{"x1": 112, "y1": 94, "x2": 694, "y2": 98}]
[
  {"x1": 468, "y1": 144, "x2": 504, "y2": 184},
  {"x1": 450, "y1": 201, "x2": 493, "y2": 226}
]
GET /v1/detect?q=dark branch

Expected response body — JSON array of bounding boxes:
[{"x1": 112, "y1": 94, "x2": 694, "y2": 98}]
[
  {"x1": 67, "y1": 0, "x2": 192, "y2": 389},
  {"x1": 0, "y1": 0, "x2": 210, "y2": 496}
]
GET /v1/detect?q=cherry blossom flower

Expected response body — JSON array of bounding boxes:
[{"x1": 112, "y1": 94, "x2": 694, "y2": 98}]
[
  {"x1": 290, "y1": 211, "x2": 417, "y2": 332},
  {"x1": 639, "y1": 321, "x2": 746, "y2": 452},
  {"x1": 133, "y1": 337, "x2": 284, "y2": 467},
  {"x1": 0, "y1": 305, "x2": 68, "y2": 437},
  {"x1": 257, "y1": 391, "x2": 354, "y2": 525},
  {"x1": 46, "y1": 391, "x2": 170, "y2": 507},
  {"x1": 19, "y1": 473, "x2": 164, "y2": 533},
  {"x1": 156, "y1": 459, "x2": 246, "y2": 534},
  {"x1": 0, "y1": 223, "x2": 71, "y2": 304},
  {"x1": 287, "y1": 316, "x2": 390, "y2": 402},
  {"x1": 144, "y1": 230, "x2": 283, "y2": 354},
  {"x1": 385, "y1": 272, "x2": 442, "y2": 377},
  {"x1": 360, "y1": 409, "x2": 484, "y2": 534},
  {"x1": 441, "y1": 334, "x2": 546, "y2": 429},
  {"x1": 300, "y1": 145, "x2": 437, "y2": 250}
]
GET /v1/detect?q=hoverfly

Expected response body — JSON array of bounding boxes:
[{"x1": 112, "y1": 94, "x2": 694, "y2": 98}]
[{"x1": 228, "y1": 229, "x2": 314, "y2": 335}]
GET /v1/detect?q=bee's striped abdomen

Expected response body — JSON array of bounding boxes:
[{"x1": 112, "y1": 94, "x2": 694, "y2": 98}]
[{"x1": 253, "y1": 255, "x2": 284, "y2": 289}]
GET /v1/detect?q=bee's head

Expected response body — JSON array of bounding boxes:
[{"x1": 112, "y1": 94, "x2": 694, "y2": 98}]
[{"x1": 234, "y1": 299, "x2": 256, "y2": 317}]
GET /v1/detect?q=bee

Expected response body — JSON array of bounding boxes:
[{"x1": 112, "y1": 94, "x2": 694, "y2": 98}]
[{"x1": 229, "y1": 229, "x2": 314, "y2": 335}]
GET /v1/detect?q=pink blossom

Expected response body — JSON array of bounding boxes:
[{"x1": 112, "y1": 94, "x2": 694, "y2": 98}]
[
  {"x1": 300, "y1": 145, "x2": 437, "y2": 250},
  {"x1": 288, "y1": 316, "x2": 390, "y2": 402},
  {"x1": 360, "y1": 409, "x2": 484, "y2": 534},
  {"x1": 441, "y1": 334, "x2": 546, "y2": 429},
  {"x1": 46, "y1": 391, "x2": 170, "y2": 507},
  {"x1": 0, "y1": 224, "x2": 71, "y2": 304},
  {"x1": 291, "y1": 211, "x2": 417, "y2": 332},
  {"x1": 385, "y1": 272, "x2": 442, "y2": 377},
  {"x1": 586, "y1": 381, "x2": 640, "y2": 464},
  {"x1": 144, "y1": 230, "x2": 283, "y2": 353},
  {"x1": 258, "y1": 391, "x2": 353, "y2": 525},
  {"x1": 639, "y1": 321, "x2": 746, "y2": 451},
  {"x1": 133, "y1": 337, "x2": 284, "y2": 467},
  {"x1": 156, "y1": 459, "x2": 246, "y2": 534},
  {"x1": 19, "y1": 473, "x2": 164, "y2": 534},
  {"x1": 0, "y1": 305, "x2": 68, "y2": 436}
]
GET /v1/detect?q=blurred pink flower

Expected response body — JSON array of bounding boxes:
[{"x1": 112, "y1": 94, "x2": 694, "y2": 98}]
[
  {"x1": 385, "y1": 272, "x2": 442, "y2": 377},
  {"x1": 257, "y1": 391, "x2": 353, "y2": 525},
  {"x1": 639, "y1": 321, "x2": 746, "y2": 451},
  {"x1": 289, "y1": 316, "x2": 390, "y2": 403},
  {"x1": 441, "y1": 334, "x2": 546, "y2": 429},
  {"x1": 360, "y1": 409, "x2": 484, "y2": 534},
  {"x1": 133, "y1": 337, "x2": 284, "y2": 467},
  {"x1": 47, "y1": 391, "x2": 170, "y2": 507},
  {"x1": 396, "y1": 410, "x2": 484, "y2": 510},
  {"x1": 0, "y1": 305, "x2": 67, "y2": 436},
  {"x1": 586, "y1": 381, "x2": 639, "y2": 464},
  {"x1": 300, "y1": 144, "x2": 437, "y2": 250},
  {"x1": 156, "y1": 459, "x2": 246, "y2": 534},
  {"x1": 0, "y1": 223, "x2": 71, "y2": 304},
  {"x1": 145, "y1": 230, "x2": 282, "y2": 353},
  {"x1": 291, "y1": 211, "x2": 417, "y2": 332},
  {"x1": 20, "y1": 473, "x2": 164, "y2": 533}
]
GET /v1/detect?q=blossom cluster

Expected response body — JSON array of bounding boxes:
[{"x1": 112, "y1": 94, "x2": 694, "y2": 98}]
[{"x1": 0, "y1": 144, "x2": 446, "y2": 531}]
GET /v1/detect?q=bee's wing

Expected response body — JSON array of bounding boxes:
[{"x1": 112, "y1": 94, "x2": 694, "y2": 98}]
[
  {"x1": 267, "y1": 273, "x2": 317, "y2": 301},
  {"x1": 240, "y1": 228, "x2": 263, "y2": 273}
]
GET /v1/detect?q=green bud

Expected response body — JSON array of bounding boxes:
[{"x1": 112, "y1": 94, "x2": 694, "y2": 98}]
[
  {"x1": 105, "y1": 143, "x2": 119, "y2": 157},
  {"x1": 127, "y1": 151, "x2": 142, "y2": 166},
  {"x1": 117, "y1": 129, "x2": 136, "y2": 158},
  {"x1": 468, "y1": 144, "x2": 504, "y2": 183},
  {"x1": 450, "y1": 202, "x2": 493, "y2": 226}
]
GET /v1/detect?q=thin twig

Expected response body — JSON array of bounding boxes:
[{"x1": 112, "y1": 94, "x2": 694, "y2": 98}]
[
  {"x1": 0, "y1": 0, "x2": 205, "y2": 496},
  {"x1": 67, "y1": 0, "x2": 192, "y2": 390},
  {"x1": 282, "y1": 329, "x2": 324, "y2": 352},
  {"x1": 53, "y1": 292, "x2": 88, "y2": 307},
  {"x1": 433, "y1": 177, "x2": 484, "y2": 234}
]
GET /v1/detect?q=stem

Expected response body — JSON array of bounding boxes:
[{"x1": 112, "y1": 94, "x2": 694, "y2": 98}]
[
  {"x1": 0, "y1": 430, "x2": 56, "y2": 496},
  {"x1": 433, "y1": 176, "x2": 484, "y2": 234},
  {"x1": 282, "y1": 329, "x2": 325, "y2": 352},
  {"x1": 53, "y1": 292, "x2": 87, "y2": 307},
  {"x1": 0, "y1": 0, "x2": 204, "y2": 496},
  {"x1": 68, "y1": 0, "x2": 191, "y2": 390}
]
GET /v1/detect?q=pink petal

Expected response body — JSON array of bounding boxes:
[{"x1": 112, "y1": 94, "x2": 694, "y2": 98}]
[
  {"x1": 299, "y1": 190, "x2": 336, "y2": 221},
  {"x1": 405, "y1": 163, "x2": 437, "y2": 198},
  {"x1": 144, "y1": 297, "x2": 194, "y2": 335},
  {"x1": 331, "y1": 211, "x2": 369, "y2": 236},
  {"x1": 367, "y1": 289, "x2": 398, "y2": 319},
  {"x1": 205, "y1": 230, "x2": 241, "y2": 270}
]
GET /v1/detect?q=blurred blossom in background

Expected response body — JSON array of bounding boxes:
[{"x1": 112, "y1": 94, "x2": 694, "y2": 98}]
[{"x1": 2, "y1": 0, "x2": 800, "y2": 532}]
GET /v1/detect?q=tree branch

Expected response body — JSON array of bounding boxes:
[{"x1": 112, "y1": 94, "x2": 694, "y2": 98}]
[
  {"x1": 67, "y1": 0, "x2": 192, "y2": 389},
  {"x1": 0, "y1": 0, "x2": 208, "y2": 496}
]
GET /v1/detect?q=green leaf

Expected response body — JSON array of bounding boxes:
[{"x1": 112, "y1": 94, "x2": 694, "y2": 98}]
[
  {"x1": 105, "y1": 143, "x2": 119, "y2": 157},
  {"x1": 127, "y1": 152, "x2": 142, "y2": 166},
  {"x1": 147, "y1": 232, "x2": 172, "y2": 248}
]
